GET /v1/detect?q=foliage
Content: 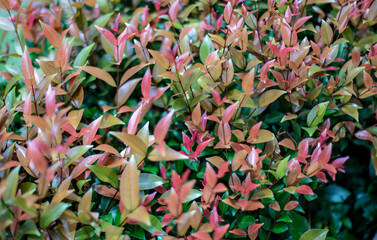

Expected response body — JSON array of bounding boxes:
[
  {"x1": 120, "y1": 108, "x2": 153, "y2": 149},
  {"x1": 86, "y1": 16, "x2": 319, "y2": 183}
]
[{"x1": 0, "y1": 0, "x2": 377, "y2": 239}]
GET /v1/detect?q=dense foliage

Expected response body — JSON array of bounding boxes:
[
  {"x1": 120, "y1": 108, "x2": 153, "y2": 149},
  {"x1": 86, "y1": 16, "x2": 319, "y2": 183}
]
[{"x1": 0, "y1": 0, "x2": 377, "y2": 239}]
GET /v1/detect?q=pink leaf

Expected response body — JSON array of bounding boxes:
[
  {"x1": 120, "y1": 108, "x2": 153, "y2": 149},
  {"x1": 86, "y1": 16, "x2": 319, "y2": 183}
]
[
  {"x1": 284, "y1": 200, "x2": 299, "y2": 211},
  {"x1": 112, "y1": 13, "x2": 120, "y2": 32},
  {"x1": 21, "y1": 47, "x2": 35, "y2": 90},
  {"x1": 169, "y1": 0, "x2": 179, "y2": 22},
  {"x1": 355, "y1": 130, "x2": 376, "y2": 143}
]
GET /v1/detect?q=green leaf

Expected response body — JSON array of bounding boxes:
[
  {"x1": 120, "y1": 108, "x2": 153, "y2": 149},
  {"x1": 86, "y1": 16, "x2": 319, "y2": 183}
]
[
  {"x1": 4, "y1": 75, "x2": 22, "y2": 97},
  {"x1": 40, "y1": 202, "x2": 70, "y2": 229},
  {"x1": 99, "y1": 115, "x2": 125, "y2": 129},
  {"x1": 19, "y1": 220, "x2": 41, "y2": 237},
  {"x1": 288, "y1": 212, "x2": 309, "y2": 240},
  {"x1": 87, "y1": 165, "x2": 119, "y2": 188},
  {"x1": 323, "y1": 184, "x2": 351, "y2": 203},
  {"x1": 299, "y1": 229, "x2": 328, "y2": 240},
  {"x1": 140, "y1": 215, "x2": 164, "y2": 235},
  {"x1": 199, "y1": 36, "x2": 215, "y2": 64},
  {"x1": 276, "y1": 156, "x2": 289, "y2": 179},
  {"x1": 307, "y1": 101, "x2": 329, "y2": 127},
  {"x1": 74, "y1": 43, "x2": 95, "y2": 67},
  {"x1": 3, "y1": 166, "x2": 20, "y2": 202},
  {"x1": 345, "y1": 67, "x2": 364, "y2": 85},
  {"x1": 88, "y1": 12, "x2": 113, "y2": 42},
  {"x1": 238, "y1": 215, "x2": 256, "y2": 229},
  {"x1": 64, "y1": 145, "x2": 93, "y2": 168},
  {"x1": 302, "y1": 126, "x2": 317, "y2": 137},
  {"x1": 139, "y1": 173, "x2": 167, "y2": 190}
]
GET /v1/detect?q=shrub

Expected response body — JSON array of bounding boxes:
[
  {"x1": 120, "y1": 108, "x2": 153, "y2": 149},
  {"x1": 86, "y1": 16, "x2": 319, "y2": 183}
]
[{"x1": 0, "y1": 0, "x2": 376, "y2": 239}]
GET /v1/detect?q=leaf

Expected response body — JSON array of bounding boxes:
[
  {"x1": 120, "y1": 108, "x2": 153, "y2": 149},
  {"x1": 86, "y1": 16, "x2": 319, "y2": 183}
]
[
  {"x1": 127, "y1": 206, "x2": 151, "y2": 226},
  {"x1": 149, "y1": 147, "x2": 189, "y2": 161},
  {"x1": 83, "y1": 116, "x2": 102, "y2": 145},
  {"x1": 299, "y1": 229, "x2": 328, "y2": 240},
  {"x1": 95, "y1": 25, "x2": 117, "y2": 45},
  {"x1": 116, "y1": 79, "x2": 141, "y2": 106},
  {"x1": 21, "y1": 48, "x2": 35, "y2": 90},
  {"x1": 71, "y1": 154, "x2": 103, "y2": 179},
  {"x1": 149, "y1": 49, "x2": 170, "y2": 69},
  {"x1": 199, "y1": 36, "x2": 215, "y2": 64},
  {"x1": 341, "y1": 104, "x2": 359, "y2": 121},
  {"x1": 0, "y1": 17, "x2": 14, "y2": 31},
  {"x1": 307, "y1": 102, "x2": 329, "y2": 127},
  {"x1": 88, "y1": 13, "x2": 113, "y2": 42},
  {"x1": 40, "y1": 21, "x2": 61, "y2": 48},
  {"x1": 110, "y1": 132, "x2": 147, "y2": 155},
  {"x1": 139, "y1": 173, "x2": 167, "y2": 190},
  {"x1": 345, "y1": 67, "x2": 364, "y2": 85},
  {"x1": 120, "y1": 156, "x2": 139, "y2": 211},
  {"x1": 154, "y1": 111, "x2": 174, "y2": 145},
  {"x1": 140, "y1": 215, "x2": 164, "y2": 234},
  {"x1": 83, "y1": 66, "x2": 116, "y2": 87},
  {"x1": 64, "y1": 145, "x2": 93, "y2": 168},
  {"x1": 40, "y1": 202, "x2": 70, "y2": 228},
  {"x1": 295, "y1": 185, "x2": 313, "y2": 195},
  {"x1": 258, "y1": 90, "x2": 286, "y2": 108},
  {"x1": 120, "y1": 63, "x2": 147, "y2": 86},
  {"x1": 250, "y1": 188, "x2": 274, "y2": 200},
  {"x1": 74, "y1": 43, "x2": 95, "y2": 67},
  {"x1": 160, "y1": 189, "x2": 202, "y2": 203},
  {"x1": 3, "y1": 166, "x2": 20, "y2": 202},
  {"x1": 99, "y1": 115, "x2": 125, "y2": 128},
  {"x1": 321, "y1": 20, "x2": 333, "y2": 45},
  {"x1": 276, "y1": 156, "x2": 289, "y2": 179},
  {"x1": 87, "y1": 165, "x2": 119, "y2": 188}
]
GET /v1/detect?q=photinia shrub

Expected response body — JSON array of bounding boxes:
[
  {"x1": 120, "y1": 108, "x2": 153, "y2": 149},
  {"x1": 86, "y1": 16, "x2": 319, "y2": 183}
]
[{"x1": 0, "y1": 0, "x2": 377, "y2": 239}]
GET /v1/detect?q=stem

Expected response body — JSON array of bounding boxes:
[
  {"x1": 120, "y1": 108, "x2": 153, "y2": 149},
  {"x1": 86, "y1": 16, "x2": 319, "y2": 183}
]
[{"x1": 7, "y1": 10, "x2": 22, "y2": 50}]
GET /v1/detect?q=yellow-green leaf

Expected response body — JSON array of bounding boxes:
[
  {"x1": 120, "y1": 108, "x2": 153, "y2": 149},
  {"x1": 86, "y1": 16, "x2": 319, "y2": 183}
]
[
  {"x1": 120, "y1": 156, "x2": 139, "y2": 211},
  {"x1": 258, "y1": 90, "x2": 286, "y2": 108},
  {"x1": 110, "y1": 132, "x2": 147, "y2": 155},
  {"x1": 99, "y1": 115, "x2": 125, "y2": 128}
]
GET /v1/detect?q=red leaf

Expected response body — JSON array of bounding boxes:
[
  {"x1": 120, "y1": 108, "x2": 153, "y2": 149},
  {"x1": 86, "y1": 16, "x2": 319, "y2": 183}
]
[
  {"x1": 318, "y1": 143, "x2": 332, "y2": 166},
  {"x1": 127, "y1": 104, "x2": 143, "y2": 135},
  {"x1": 222, "y1": 102, "x2": 238, "y2": 123},
  {"x1": 259, "y1": 60, "x2": 275, "y2": 83},
  {"x1": 40, "y1": 21, "x2": 61, "y2": 48},
  {"x1": 205, "y1": 50, "x2": 219, "y2": 66},
  {"x1": 112, "y1": 13, "x2": 120, "y2": 32},
  {"x1": 229, "y1": 228, "x2": 247, "y2": 236},
  {"x1": 293, "y1": 16, "x2": 312, "y2": 30},
  {"x1": 212, "y1": 89, "x2": 222, "y2": 106},
  {"x1": 154, "y1": 111, "x2": 174, "y2": 145},
  {"x1": 295, "y1": 185, "x2": 313, "y2": 195},
  {"x1": 284, "y1": 200, "x2": 299, "y2": 211},
  {"x1": 242, "y1": 69, "x2": 255, "y2": 93},
  {"x1": 210, "y1": 207, "x2": 219, "y2": 230},
  {"x1": 96, "y1": 25, "x2": 117, "y2": 46},
  {"x1": 205, "y1": 163, "x2": 218, "y2": 187},
  {"x1": 71, "y1": 154, "x2": 103, "y2": 178},
  {"x1": 83, "y1": 116, "x2": 103, "y2": 145}
]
